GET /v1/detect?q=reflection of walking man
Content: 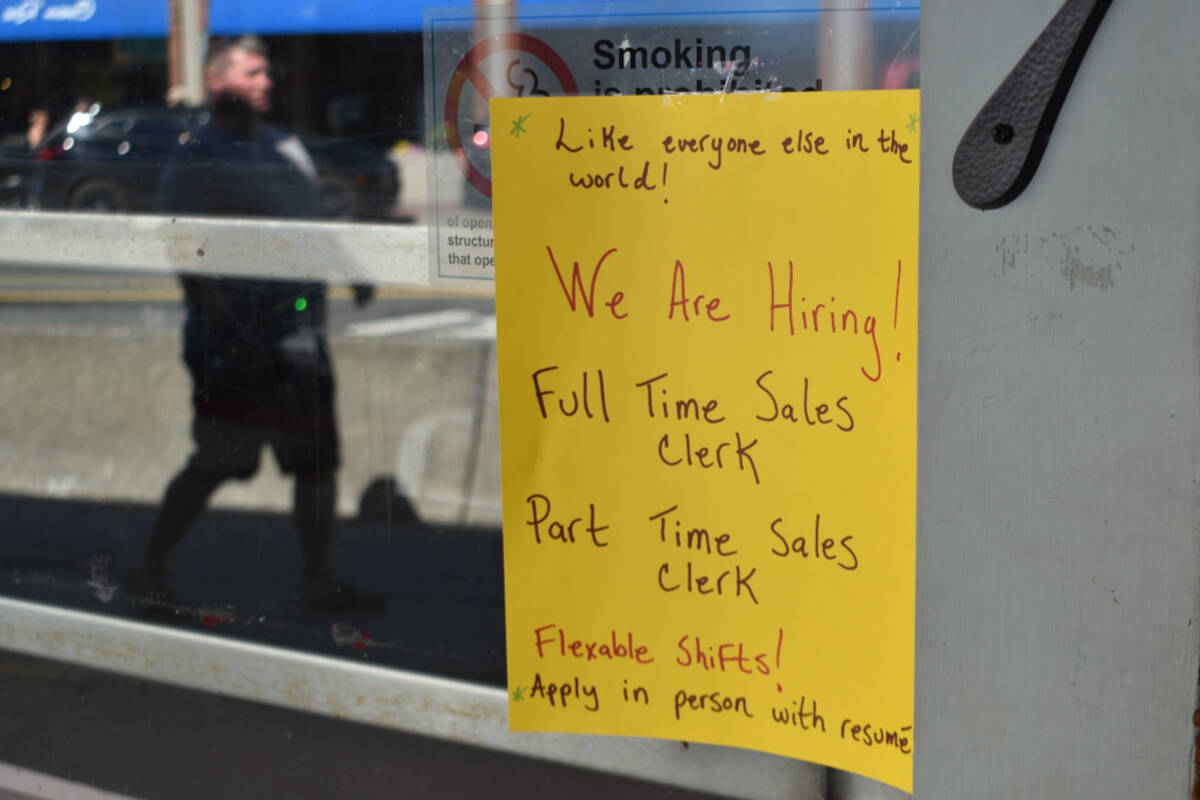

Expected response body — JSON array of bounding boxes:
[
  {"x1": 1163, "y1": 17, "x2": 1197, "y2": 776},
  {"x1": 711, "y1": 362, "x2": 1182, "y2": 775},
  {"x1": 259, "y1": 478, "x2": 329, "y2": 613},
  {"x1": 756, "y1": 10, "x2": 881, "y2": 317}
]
[{"x1": 135, "y1": 36, "x2": 378, "y2": 611}]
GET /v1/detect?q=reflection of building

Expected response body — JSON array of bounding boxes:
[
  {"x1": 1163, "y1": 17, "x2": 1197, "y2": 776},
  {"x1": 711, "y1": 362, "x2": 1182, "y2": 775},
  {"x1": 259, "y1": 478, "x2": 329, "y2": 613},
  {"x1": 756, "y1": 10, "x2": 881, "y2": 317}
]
[{"x1": 0, "y1": 0, "x2": 433, "y2": 146}]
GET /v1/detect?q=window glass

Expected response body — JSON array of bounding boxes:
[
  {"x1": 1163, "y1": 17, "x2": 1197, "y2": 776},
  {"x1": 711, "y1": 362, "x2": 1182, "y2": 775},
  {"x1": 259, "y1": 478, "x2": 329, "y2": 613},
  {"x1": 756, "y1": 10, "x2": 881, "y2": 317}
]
[
  {"x1": 1, "y1": 12, "x2": 508, "y2": 685},
  {"x1": 0, "y1": 0, "x2": 917, "y2": 702}
]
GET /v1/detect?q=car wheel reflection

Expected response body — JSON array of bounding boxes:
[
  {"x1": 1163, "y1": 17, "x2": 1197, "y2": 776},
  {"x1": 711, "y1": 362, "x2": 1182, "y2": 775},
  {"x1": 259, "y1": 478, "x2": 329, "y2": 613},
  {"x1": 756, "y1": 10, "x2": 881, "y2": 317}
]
[
  {"x1": 69, "y1": 178, "x2": 129, "y2": 212},
  {"x1": 318, "y1": 173, "x2": 358, "y2": 219}
]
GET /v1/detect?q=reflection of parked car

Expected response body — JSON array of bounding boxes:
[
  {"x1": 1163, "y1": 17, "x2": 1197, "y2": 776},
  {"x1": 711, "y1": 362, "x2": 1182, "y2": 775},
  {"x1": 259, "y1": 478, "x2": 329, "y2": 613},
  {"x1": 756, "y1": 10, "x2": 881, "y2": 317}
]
[{"x1": 31, "y1": 106, "x2": 400, "y2": 219}]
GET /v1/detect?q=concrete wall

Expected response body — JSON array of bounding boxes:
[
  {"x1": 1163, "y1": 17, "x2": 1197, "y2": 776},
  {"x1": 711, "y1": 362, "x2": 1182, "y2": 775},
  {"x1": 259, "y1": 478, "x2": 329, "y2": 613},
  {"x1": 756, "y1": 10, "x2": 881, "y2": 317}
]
[{"x1": 0, "y1": 324, "x2": 503, "y2": 527}]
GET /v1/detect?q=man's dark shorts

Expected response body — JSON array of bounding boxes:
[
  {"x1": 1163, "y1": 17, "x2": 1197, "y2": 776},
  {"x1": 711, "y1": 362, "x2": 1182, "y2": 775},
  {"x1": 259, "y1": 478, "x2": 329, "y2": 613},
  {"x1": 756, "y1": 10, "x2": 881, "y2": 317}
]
[{"x1": 184, "y1": 332, "x2": 339, "y2": 478}]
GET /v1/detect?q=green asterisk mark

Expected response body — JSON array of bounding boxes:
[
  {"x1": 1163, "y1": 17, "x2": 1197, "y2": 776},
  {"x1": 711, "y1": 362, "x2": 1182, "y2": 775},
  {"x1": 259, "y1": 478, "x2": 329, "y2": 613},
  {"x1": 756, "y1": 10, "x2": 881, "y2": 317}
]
[
  {"x1": 906, "y1": 112, "x2": 920, "y2": 133},
  {"x1": 512, "y1": 686, "x2": 527, "y2": 702},
  {"x1": 510, "y1": 113, "x2": 532, "y2": 137}
]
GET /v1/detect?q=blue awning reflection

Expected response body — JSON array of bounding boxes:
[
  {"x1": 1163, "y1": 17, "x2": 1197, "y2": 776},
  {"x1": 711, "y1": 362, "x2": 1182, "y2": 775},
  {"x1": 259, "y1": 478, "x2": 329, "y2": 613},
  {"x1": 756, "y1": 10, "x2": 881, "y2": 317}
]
[
  {"x1": 0, "y1": 0, "x2": 917, "y2": 42},
  {"x1": 0, "y1": 0, "x2": 165, "y2": 41},
  {"x1": 0, "y1": 0, "x2": 510, "y2": 41}
]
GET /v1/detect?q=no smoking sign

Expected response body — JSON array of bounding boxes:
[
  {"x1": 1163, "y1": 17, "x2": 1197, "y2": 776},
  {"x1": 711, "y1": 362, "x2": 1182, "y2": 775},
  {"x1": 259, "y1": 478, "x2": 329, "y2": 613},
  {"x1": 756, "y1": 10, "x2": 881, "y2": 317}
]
[{"x1": 444, "y1": 32, "x2": 579, "y2": 199}]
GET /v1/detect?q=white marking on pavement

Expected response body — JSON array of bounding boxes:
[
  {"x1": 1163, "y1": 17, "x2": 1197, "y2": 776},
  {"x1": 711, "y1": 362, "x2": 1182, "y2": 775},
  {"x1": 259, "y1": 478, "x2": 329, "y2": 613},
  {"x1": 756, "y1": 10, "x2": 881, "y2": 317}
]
[
  {"x1": 0, "y1": 761, "x2": 143, "y2": 800},
  {"x1": 343, "y1": 309, "x2": 481, "y2": 338},
  {"x1": 439, "y1": 315, "x2": 496, "y2": 340}
]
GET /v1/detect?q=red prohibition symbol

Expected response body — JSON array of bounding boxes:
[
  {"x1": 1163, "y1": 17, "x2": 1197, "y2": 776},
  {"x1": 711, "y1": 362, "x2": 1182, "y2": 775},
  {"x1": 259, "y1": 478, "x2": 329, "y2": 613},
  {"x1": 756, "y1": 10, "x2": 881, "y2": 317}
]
[{"x1": 444, "y1": 32, "x2": 579, "y2": 199}]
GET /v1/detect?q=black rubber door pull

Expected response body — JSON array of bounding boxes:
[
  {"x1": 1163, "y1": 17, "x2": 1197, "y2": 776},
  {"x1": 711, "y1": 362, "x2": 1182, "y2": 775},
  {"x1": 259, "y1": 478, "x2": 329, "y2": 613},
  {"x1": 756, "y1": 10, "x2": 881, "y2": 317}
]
[{"x1": 952, "y1": 0, "x2": 1113, "y2": 210}]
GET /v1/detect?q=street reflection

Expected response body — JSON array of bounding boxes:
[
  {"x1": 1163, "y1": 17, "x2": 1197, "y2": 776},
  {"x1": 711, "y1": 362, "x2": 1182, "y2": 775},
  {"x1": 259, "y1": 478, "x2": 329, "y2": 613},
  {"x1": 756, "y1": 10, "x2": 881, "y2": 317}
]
[{"x1": 0, "y1": 253, "x2": 504, "y2": 682}]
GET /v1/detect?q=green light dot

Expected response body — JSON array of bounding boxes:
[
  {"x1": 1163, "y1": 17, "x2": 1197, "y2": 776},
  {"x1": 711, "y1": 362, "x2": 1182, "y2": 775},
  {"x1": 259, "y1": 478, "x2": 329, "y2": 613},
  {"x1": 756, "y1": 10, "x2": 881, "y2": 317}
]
[{"x1": 294, "y1": 297, "x2": 308, "y2": 312}]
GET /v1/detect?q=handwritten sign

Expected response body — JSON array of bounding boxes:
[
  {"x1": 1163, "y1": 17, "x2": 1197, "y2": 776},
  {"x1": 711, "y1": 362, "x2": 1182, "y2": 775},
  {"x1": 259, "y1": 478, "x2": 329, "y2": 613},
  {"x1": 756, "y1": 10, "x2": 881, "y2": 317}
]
[{"x1": 492, "y1": 90, "x2": 917, "y2": 791}]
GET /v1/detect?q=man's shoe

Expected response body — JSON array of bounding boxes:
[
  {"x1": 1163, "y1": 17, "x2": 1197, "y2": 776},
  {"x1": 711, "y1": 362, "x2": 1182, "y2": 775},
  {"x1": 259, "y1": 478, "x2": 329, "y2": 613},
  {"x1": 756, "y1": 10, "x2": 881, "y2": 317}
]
[{"x1": 127, "y1": 568, "x2": 181, "y2": 618}]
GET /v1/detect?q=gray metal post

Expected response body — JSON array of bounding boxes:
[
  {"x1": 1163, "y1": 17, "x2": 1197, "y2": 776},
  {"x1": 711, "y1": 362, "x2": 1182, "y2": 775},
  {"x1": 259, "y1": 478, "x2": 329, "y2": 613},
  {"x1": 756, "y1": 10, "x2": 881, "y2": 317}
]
[
  {"x1": 179, "y1": 0, "x2": 207, "y2": 106},
  {"x1": 915, "y1": 1, "x2": 1200, "y2": 798}
]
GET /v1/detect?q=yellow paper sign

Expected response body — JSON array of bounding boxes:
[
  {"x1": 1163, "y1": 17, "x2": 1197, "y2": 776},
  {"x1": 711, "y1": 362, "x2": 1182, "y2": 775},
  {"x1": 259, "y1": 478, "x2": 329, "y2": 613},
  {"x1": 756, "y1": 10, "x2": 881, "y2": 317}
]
[{"x1": 492, "y1": 90, "x2": 917, "y2": 791}]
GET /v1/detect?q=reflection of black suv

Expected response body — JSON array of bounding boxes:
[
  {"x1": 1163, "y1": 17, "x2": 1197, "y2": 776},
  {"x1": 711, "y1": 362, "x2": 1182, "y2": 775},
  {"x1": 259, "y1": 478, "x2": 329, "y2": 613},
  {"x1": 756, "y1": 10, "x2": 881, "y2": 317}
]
[{"x1": 32, "y1": 107, "x2": 400, "y2": 220}]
